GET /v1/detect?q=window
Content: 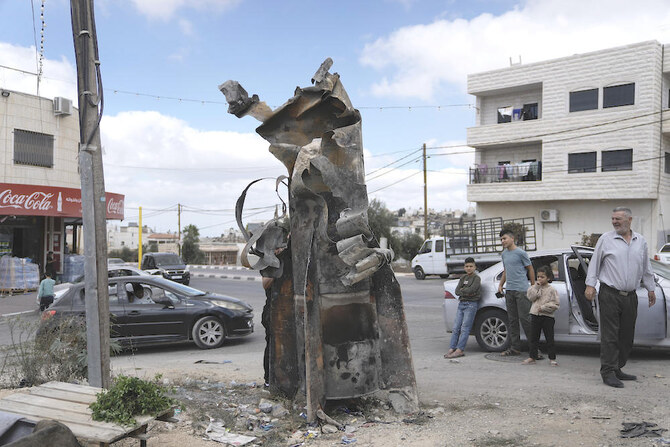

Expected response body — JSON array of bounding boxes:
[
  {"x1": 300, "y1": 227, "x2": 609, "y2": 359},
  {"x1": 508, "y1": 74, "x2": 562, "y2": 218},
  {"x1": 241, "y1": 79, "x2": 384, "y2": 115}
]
[
  {"x1": 603, "y1": 83, "x2": 634, "y2": 108},
  {"x1": 522, "y1": 103, "x2": 538, "y2": 120},
  {"x1": 497, "y1": 106, "x2": 512, "y2": 123},
  {"x1": 568, "y1": 152, "x2": 597, "y2": 173},
  {"x1": 665, "y1": 152, "x2": 670, "y2": 174},
  {"x1": 569, "y1": 89, "x2": 598, "y2": 112},
  {"x1": 419, "y1": 241, "x2": 432, "y2": 254},
  {"x1": 601, "y1": 149, "x2": 632, "y2": 171},
  {"x1": 435, "y1": 239, "x2": 444, "y2": 253},
  {"x1": 13, "y1": 129, "x2": 54, "y2": 167}
]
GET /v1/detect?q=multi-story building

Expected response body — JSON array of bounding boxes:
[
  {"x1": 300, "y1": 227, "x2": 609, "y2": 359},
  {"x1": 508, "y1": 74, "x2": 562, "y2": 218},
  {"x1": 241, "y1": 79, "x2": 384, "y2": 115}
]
[
  {"x1": 0, "y1": 90, "x2": 124, "y2": 275},
  {"x1": 467, "y1": 40, "x2": 670, "y2": 250},
  {"x1": 107, "y1": 223, "x2": 151, "y2": 251}
]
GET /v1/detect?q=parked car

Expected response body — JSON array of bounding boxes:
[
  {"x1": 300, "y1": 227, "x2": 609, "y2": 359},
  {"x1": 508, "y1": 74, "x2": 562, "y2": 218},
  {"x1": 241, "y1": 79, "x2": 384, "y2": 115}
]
[
  {"x1": 443, "y1": 246, "x2": 669, "y2": 352},
  {"x1": 653, "y1": 243, "x2": 670, "y2": 265},
  {"x1": 39, "y1": 265, "x2": 151, "y2": 306},
  {"x1": 108, "y1": 258, "x2": 126, "y2": 265},
  {"x1": 40, "y1": 275, "x2": 254, "y2": 349},
  {"x1": 141, "y1": 252, "x2": 190, "y2": 285}
]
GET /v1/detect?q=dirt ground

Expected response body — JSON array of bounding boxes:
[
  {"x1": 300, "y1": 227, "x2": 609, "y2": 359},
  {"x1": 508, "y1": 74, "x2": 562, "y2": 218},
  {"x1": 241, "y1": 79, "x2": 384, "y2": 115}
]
[{"x1": 99, "y1": 350, "x2": 670, "y2": 447}]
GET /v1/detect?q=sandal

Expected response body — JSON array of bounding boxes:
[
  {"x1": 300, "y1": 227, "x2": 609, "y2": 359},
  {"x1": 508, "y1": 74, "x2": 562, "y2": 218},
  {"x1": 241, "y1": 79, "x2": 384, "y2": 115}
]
[
  {"x1": 550, "y1": 360, "x2": 559, "y2": 367},
  {"x1": 447, "y1": 350, "x2": 465, "y2": 359},
  {"x1": 521, "y1": 358, "x2": 536, "y2": 365},
  {"x1": 501, "y1": 349, "x2": 521, "y2": 357}
]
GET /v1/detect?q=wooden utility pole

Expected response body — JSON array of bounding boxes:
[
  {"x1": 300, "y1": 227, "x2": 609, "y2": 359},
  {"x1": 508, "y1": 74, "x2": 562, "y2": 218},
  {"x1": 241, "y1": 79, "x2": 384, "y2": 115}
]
[
  {"x1": 423, "y1": 143, "x2": 428, "y2": 239},
  {"x1": 70, "y1": 0, "x2": 110, "y2": 388}
]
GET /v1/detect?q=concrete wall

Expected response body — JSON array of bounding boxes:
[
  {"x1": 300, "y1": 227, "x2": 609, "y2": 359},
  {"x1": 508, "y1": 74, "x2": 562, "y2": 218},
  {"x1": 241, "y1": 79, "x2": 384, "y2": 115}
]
[
  {"x1": 0, "y1": 91, "x2": 80, "y2": 189},
  {"x1": 476, "y1": 199, "x2": 663, "y2": 250}
]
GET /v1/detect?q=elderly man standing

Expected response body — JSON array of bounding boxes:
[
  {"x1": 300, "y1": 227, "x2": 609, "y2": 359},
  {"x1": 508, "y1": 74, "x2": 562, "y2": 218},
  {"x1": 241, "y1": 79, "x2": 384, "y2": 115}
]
[{"x1": 585, "y1": 207, "x2": 656, "y2": 388}]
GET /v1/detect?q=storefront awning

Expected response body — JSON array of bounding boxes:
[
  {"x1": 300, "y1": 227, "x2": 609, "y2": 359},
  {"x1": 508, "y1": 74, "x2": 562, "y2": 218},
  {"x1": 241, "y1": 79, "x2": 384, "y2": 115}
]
[{"x1": 0, "y1": 183, "x2": 124, "y2": 220}]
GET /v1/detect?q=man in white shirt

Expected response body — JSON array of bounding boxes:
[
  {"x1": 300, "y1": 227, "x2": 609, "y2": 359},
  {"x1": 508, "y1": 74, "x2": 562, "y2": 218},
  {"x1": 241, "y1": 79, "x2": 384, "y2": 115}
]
[{"x1": 585, "y1": 207, "x2": 656, "y2": 388}]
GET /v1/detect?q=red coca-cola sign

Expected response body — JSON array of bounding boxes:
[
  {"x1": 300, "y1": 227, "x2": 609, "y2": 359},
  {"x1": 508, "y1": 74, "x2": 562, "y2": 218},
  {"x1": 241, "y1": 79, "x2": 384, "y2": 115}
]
[{"x1": 0, "y1": 183, "x2": 124, "y2": 219}]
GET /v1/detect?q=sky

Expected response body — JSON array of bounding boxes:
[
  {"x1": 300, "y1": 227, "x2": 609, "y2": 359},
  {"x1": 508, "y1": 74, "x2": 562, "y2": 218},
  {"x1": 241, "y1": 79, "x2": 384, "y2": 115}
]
[{"x1": 2, "y1": 0, "x2": 670, "y2": 237}]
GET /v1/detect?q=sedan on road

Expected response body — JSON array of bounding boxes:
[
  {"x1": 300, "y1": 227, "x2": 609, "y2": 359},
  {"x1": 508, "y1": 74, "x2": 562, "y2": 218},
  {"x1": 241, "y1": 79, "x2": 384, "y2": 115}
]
[
  {"x1": 443, "y1": 246, "x2": 669, "y2": 352},
  {"x1": 41, "y1": 276, "x2": 254, "y2": 349}
]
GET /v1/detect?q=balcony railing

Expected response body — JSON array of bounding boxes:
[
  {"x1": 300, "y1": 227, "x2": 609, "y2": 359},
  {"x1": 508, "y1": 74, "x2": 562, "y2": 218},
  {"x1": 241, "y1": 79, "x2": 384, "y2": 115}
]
[{"x1": 469, "y1": 161, "x2": 542, "y2": 184}]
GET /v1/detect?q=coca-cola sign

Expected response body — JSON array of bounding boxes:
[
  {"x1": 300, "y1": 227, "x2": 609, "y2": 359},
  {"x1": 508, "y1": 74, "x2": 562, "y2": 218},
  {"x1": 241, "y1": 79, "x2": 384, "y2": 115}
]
[{"x1": 0, "y1": 183, "x2": 124, "y2": 219}]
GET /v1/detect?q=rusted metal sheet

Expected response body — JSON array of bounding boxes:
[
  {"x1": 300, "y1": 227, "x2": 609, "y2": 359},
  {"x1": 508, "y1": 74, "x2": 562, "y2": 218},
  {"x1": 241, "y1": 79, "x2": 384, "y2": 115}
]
[{"x1": 222, "y1": 59, "x2": 418, "y2": 420}]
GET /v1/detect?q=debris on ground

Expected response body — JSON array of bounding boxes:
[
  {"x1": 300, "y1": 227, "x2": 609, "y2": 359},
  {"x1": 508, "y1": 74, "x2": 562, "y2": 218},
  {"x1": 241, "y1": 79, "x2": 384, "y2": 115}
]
[{"x1": 620, "y1": 421, "x2": 667, "y2": 438}]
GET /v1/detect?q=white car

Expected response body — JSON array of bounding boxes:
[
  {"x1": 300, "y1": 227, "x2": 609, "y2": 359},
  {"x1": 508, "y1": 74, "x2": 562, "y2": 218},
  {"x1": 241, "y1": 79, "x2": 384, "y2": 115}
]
[
  {"x1": 653, "y1": 243, "x2": 670, "y2": 264},
  {"x1": 443, "y1": 246, "x2": 670, "y2": 352}
]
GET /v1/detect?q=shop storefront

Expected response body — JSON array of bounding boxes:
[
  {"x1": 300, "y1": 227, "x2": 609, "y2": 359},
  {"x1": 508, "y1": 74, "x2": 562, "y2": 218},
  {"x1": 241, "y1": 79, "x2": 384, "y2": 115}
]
[{"x1": 0, "y1": 182, "x2": 124, "y2": 276}]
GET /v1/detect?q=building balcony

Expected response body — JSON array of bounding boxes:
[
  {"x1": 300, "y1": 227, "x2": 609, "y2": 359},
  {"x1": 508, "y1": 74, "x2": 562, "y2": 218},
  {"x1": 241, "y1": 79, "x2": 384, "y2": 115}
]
[
  {"x1": 467, "y1": 117, "x2": 550, "y2": 147},
  {"x1": 469, "y1": 162, "x2": 542, "y2": 184}
]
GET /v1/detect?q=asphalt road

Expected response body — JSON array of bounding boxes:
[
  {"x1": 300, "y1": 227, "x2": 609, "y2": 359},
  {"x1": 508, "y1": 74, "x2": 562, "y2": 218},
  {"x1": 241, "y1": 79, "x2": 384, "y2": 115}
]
[{"x1": 3, "y1": 274, "x2": 670, "y2": 412}]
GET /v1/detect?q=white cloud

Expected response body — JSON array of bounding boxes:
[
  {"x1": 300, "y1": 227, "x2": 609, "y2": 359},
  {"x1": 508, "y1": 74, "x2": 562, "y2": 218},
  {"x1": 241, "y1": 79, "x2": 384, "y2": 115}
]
[
  {"x1": 360, "y1": 0, "x2": 670, "y2": 100},
  {"x1": 101, "y1": 111, "x2": 288, "y2": 235},
  {"x1": 128, "y1": 0, "x2": 241, "y2": 21},
  {"x1": 0, "y1": 42, "x2": 77, "y2": 101},
  {"x1": 178, "y1": 19, "x2": 194, "y2": 36},
  {"x1": 364, "y1": 140, "x2": 473, "y2": 213}
]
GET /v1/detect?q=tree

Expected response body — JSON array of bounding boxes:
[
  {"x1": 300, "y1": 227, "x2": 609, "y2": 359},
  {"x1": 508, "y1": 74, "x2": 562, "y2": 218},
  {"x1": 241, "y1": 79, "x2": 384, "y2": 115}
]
[
  {"x1": 367, "y1": 199, "x2": 395, "y2": 243},
  {"x1": 397, "y1": 232, "x2": 425, "y2": 261},
  {"x1": 182, "y1": 224, "x2": 205, "y2": 264}
]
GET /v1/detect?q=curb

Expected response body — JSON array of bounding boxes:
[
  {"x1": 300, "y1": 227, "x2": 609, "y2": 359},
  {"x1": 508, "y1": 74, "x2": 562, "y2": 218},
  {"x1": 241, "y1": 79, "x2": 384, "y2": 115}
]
[
  {"x1": 189, "y1": 265, "x2": 249, "y2": 271},
  {"x1": 192, "y1": 273, "x2": 262, "y2": 282},
  {"x1": 0, "y1": 309, "x2": 38, "y2": 321}
]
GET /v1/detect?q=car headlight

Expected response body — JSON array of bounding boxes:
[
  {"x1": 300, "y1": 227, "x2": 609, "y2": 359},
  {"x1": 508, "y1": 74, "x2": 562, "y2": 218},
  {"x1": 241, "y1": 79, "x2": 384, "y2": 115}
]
[
  {"x1": 185, "y1": 265, "x2": 190, "y2": 272},
  {"x1": 210, "y1": 300, "x2": 247, "y2": 311}
]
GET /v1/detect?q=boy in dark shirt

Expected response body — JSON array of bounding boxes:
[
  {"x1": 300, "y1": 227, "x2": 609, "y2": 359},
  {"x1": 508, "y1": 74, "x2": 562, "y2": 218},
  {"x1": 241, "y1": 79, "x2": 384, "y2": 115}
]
[{"x1": 445, "y1": 257, "x2": 481, "y2": 358}]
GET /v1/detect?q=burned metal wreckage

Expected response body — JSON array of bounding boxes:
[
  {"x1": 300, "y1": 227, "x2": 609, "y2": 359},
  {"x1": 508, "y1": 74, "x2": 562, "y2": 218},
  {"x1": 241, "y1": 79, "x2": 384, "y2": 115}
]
[{"x1": 220, "y1": 59, "x2": 418, "y2": 421}]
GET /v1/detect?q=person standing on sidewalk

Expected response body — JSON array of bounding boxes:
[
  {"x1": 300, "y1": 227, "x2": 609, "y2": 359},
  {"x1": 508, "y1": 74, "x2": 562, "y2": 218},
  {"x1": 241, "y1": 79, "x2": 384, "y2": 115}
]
[
  {"x1": 585, "y1": 207, "x2": 656, "y2": 388},
  {"x1": 497, "y1": 229, "x2": 535, "y2": 357}
]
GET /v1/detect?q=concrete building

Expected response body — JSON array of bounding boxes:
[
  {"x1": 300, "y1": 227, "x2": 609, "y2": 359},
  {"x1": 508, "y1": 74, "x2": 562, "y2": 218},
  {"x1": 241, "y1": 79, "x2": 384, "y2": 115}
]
[
  {"x1": 467, "y1": 40, "x2": 670, "y2": 250},
  {"x1": 147, "y1": 232, "x2": 178, "y2": 253},
  {"x1": 107, "y1": 223, "x2": 151, "y2": 251},
  {"x1": 0, "y1": 90, "x2": 124, "y2": 275}
]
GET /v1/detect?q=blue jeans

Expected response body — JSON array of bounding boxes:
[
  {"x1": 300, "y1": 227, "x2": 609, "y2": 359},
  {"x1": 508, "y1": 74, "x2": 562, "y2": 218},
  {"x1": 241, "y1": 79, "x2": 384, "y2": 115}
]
[{"x1": 449, "y1": 300, "x2": 479, "y2": 351}]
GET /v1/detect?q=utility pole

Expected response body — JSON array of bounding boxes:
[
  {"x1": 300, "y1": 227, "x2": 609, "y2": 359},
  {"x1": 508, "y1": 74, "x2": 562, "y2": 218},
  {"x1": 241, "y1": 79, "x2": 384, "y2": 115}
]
[
  {"x1": 177, "y1": 203, "x2": 181, "y2": 256},
  {"x1": 138, "y1": 206, "x2": 142, "y2": 269},
  {"x1": 423, "y1": 143, "x2": 428, "y2": 239},
  {"x1": 70, "y1": 0, "x2": 110, "y2": 388}
]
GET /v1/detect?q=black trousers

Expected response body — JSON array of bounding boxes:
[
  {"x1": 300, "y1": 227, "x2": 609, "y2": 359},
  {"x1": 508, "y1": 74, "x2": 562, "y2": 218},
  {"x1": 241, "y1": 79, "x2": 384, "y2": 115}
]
[
  {"x1": 598, "y1": 285, "x2": 637, "y2": 376},
  {"x1": 529, "y1": 314, "x2": 556, "y2": 360}
]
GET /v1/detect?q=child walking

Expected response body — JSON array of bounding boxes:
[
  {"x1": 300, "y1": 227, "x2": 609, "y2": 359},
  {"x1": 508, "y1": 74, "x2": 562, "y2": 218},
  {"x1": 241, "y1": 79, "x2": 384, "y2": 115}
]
[
  {"x1": 37, "y1": 272, "x2": 56, "y2": 311},
  {"x1": 522, "y1": 265, "x2": 560, "y2": 366},
  {"x1": 445, "y1": 257, "x2": 481, "y2": 359}
]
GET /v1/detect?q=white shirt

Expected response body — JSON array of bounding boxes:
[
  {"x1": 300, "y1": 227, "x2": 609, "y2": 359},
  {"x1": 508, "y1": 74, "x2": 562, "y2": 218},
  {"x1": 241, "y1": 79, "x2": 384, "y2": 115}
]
[{"x1": 586, "y1": 230, "x2": 654, "y2": 292}]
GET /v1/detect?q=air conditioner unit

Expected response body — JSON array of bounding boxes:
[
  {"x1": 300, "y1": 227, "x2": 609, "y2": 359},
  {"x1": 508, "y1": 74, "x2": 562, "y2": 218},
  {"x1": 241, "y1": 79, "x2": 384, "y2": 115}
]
[
  {"x1": 540, "y1": 209, "x2": 559, "y2": 223},
  {"x1": 53, "y1": 97, "x2": 72, "y2": 116}
]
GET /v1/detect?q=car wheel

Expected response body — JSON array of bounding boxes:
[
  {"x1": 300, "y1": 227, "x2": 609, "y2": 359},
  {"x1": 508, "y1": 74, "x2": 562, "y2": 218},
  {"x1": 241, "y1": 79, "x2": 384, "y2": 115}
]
[
  {"x1": 474, "y1": 309, "x2": 510, "y2": 352},
  {"x1": 192, "y1": 316, "x2": 226, "y2": 349},
  {"x1": 183, "y1": 279, "x2": 190, "y2": 286},
  {"x1": 413, "y1": 267, "x2": 426, "y2": 280}
]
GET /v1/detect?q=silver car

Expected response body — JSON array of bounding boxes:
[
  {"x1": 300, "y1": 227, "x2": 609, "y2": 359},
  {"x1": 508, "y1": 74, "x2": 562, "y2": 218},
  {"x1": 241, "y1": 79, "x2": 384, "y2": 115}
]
[{"x1": 442, "y1": 246, "x2": 669, "y2": 352}]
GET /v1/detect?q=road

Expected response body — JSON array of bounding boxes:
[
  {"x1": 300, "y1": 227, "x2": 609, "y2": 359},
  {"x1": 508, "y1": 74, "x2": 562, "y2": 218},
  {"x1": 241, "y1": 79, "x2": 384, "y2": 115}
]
[{"x1": 2, "y1": 272, "x2": 669, "y2": 411}]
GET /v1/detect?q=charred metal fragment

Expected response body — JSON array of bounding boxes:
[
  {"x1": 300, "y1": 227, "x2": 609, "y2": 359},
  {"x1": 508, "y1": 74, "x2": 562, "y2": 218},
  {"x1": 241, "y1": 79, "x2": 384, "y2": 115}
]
[{"x1": 223, "y1": 59, "x2": 418, "y2": 421}]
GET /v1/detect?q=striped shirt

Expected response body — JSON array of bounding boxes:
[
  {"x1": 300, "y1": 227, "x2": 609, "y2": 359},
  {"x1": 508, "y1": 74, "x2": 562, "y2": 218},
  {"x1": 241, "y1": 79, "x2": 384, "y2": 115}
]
[{"x1": 585, "y1": 230, "x2": 654, "y2": 292}]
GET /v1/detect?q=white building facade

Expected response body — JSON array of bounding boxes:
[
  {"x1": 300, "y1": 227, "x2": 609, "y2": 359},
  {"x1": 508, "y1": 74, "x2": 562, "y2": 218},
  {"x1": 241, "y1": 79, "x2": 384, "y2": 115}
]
[{"x1": 467, "y1": 40, "x2": 670, "y2": 250}]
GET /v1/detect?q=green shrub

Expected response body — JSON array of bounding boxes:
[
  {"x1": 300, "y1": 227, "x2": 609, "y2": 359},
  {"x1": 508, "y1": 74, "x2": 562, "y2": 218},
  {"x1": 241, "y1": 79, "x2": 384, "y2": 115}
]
[{"x1": 90, "y1": 375, "x2": 174, "y2": 426}]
